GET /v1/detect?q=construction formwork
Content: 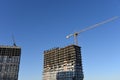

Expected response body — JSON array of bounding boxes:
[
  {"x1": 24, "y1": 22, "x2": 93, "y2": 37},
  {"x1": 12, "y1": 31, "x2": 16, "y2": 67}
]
[
  {"x1": 0, "y1": 45, "x2": 21, "y2": 80},
  {"x1": 43, "y1": 45, "x2": 84, "y2": 80}
]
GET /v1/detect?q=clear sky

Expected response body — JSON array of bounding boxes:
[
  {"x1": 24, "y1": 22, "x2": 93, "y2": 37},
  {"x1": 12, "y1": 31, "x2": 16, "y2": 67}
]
[{"x1": 0, "y1": 0, "x2": 120, "y2": 80}]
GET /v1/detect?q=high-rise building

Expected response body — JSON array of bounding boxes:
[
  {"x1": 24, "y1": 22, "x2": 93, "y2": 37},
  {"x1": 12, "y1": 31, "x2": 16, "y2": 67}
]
[
  {"x1": 0, "y1": 45, "x2": 21, "y2": 80},
  {"x1": 43, "y1": 45, "x2": 84, "y2": 80}
]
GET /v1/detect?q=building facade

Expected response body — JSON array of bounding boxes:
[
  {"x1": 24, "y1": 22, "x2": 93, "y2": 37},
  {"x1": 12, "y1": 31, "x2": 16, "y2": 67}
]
[
  {"x1": 43, "y1": 45, "x2": 84, "y2": 80},
  {"x1": 0, "y1": 45, "x2": 21, "y2": 80}
]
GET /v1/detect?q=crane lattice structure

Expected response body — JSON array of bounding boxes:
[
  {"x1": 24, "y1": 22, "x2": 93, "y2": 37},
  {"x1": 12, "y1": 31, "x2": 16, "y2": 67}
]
[{"x1": 66, "y1": 16, "x2": 119, "y2": 45}]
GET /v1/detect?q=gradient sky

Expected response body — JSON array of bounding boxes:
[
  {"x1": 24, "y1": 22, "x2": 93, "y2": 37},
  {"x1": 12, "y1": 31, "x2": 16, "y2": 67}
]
[{"x1": 0, "y1": 0, "x2": 120, "y2": 80}]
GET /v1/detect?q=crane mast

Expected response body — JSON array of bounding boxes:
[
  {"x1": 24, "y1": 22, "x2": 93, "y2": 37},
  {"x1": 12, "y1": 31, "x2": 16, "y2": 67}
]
[{"x1": 66, "y1": 16, "x2": 119, "y2": 45}]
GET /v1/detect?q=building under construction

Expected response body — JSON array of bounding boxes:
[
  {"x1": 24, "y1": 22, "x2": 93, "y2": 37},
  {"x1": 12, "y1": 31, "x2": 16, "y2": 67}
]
[
  {"x1": 0, "y1": 45, "x2": 21, "y2": 80},
  {"x1": 43, "y1": 45, "x2": 84, "y2": 80}
]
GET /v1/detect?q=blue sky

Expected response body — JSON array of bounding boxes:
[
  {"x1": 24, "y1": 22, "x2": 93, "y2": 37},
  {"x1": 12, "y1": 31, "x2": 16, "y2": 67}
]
[{"x1": 0, "y1": 0, "x2": 120, "y2": 80}]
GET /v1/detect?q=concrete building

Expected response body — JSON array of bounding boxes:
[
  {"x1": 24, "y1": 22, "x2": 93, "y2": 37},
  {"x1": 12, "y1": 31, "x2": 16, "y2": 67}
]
[
  {"x1": 43, "y1": 45, "x2": 84, "y2": 80},
  {"x1": 0, "y1": 45, "x2": 21, "y2": 80}
]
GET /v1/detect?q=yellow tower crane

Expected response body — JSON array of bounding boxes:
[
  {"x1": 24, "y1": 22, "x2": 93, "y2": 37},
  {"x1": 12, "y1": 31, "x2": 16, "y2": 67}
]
[{"x1": 66, "y1": 16, "x2": 119, "y2": 45}]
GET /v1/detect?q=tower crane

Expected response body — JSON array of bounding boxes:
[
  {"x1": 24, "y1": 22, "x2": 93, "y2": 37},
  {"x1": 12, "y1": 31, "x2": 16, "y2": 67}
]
[
  {"x1": 12, "y1": 34, "x2": 16, "y2": 46},
  {"x1": 66, "y1": 16, "x2": 119, "y2": 45}
]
